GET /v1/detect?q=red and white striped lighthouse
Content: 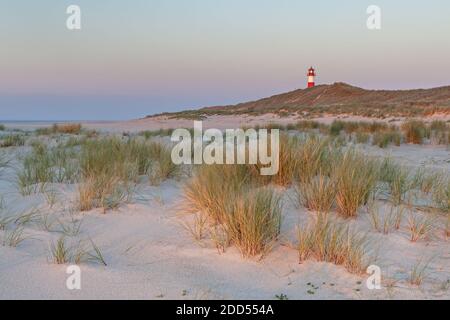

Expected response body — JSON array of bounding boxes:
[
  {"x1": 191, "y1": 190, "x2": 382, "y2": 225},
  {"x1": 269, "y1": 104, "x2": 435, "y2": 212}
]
[{"x1": 307, "y1": 67, "x2": 316, "y2": 88}]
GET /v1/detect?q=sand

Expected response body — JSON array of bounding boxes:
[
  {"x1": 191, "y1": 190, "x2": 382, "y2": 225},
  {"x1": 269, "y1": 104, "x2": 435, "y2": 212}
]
[{"x1": 0, "y1": 117, "x2": 449, "y2": 300}]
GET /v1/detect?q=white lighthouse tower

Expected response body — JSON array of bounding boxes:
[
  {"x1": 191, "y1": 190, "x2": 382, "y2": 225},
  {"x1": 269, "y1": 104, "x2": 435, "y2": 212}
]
[{"x1": 307, "y1": 67, "x2": 316, "y2": 88}]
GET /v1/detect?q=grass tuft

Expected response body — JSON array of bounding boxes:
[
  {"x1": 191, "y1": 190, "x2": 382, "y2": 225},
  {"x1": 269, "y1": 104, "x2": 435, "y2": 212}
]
[
  {"x1": 334, "y1": 150, "x2": 378, "y2": 218},
  {"x1": 184, "y1": 164, "x2": 281, "y2": 257},
  {"x1": 407, "y1": 212, "x2": 435, "y2": 242},
  {"x1": 295, "y1": 172, "x2": 336, "y2": 213},
  {"x1": 297, "y1": 214, "x2": 372, "y2": 274}
]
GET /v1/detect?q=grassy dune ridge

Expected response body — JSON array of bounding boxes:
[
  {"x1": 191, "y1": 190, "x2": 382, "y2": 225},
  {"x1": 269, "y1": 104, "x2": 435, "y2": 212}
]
[{"x1": 150, "y1": 83, "x2": 450, "y2": 120}]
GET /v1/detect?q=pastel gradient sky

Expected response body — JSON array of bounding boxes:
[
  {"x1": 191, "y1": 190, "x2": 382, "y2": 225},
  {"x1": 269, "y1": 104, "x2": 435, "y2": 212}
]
[{"x1": 1, "y1": 0, "x2": 449, "y2": 120}]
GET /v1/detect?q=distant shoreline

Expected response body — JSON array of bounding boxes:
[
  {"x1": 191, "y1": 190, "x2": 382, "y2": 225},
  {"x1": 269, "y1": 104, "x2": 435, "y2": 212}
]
[{"x1": 0, "y1": 120, "x2": 113, "y2": 123}]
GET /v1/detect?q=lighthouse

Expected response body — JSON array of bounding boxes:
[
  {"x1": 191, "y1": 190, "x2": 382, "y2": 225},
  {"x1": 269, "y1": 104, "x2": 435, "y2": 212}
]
[{"x1": 307, "y1": 67, "x2": 316, "y2": 88}]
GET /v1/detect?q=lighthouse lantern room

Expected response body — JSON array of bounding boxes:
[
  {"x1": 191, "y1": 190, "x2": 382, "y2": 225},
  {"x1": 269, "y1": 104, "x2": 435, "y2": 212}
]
[{"x1": 307, "y1": 67, "x2": 316, "y2": 88}]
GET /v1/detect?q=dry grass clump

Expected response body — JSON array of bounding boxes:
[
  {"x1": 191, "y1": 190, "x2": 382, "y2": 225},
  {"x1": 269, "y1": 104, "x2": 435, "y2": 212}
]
[
  {"x1": 78, "y1": 174, "x2": 133, "y2": 212},
  {"x1": 296, "y1": 136, "x2": 334, "y2": 183},
  {"x1": 268, "y1": 134, "x2": 340, "y2": 212},
  {"x1": 295, "y1": 173, "x2": 336, "y2": 213},
  {"x1": 407, "y1": 212, "x2": 435, "y2": 242},
  {"x1": 36, "y1": 123, "x2": 82, "y2": 135},
  {"x1": 297, "y1": 214, "x2": 372, "y2": 274},
  {"x1": 55, "y1": 123, "x2": 82, "y2": 134},
  {"x1": 184, "y1": 164, "x2": 282, "y2": 257},
  {"x1": 333, "y1": 150, "x2": 379, "y2": 218},
  {"x1": 185, "y1": 164, "x2": 253, "y2": 223},
  {"x1": 401, "y1": 120, "x2": 429, "y2": 144},
  {"x1": 247, "y1": 132, "x2": 307, "y2": 186},
  {"x1": 224, "y1": 188, "x2": 282, "y2": 257},
  {"x1": 293, "y1": 141, "x2": 379, "y2": 218}
]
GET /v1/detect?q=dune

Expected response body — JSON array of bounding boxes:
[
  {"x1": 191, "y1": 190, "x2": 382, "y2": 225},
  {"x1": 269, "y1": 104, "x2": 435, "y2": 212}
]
[{"x1": 0, "y1": 118, "x2": 449, "y2": 300}]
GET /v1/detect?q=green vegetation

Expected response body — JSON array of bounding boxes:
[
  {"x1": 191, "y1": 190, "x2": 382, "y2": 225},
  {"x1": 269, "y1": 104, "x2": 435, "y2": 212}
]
[
  {"x1": 333, "y1": 151, "x2": 378, "y2": 218},
  {"x1": 0, "y1": 134, "x2": 26, "y2": 148},
  {"x1": 401, "y1": 120, "x2": 429, "y2": 144},
  {"x1": 15, "y1": 135, "x2": 179, "y2": 212},
  {"x1": 17, "y1": 143, "x2": 79, "y2": 195},
  {"x1": 297, "y1": 214, "x2": 372, "y2": 274},
  {"x1": 185, "y1": 164, "x2": 282, "y2": 257}
]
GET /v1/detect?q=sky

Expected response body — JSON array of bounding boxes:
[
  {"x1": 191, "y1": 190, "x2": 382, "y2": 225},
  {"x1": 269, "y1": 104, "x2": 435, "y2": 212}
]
[{"x1": 0, "y1": 0, "x2": 449, "y2": 120}]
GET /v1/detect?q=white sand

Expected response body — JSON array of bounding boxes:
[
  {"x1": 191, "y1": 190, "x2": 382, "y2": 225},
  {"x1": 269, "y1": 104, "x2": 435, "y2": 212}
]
[{"x1": 0, "y1": 118, "x2": 449, "y2": 300}]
